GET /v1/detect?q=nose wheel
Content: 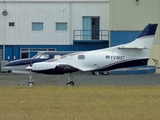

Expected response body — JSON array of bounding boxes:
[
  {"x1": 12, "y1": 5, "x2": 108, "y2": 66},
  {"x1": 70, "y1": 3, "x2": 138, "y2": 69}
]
[
  {"x1": 28, "y1": 70, "x2": 34, "y2": 87},
  {"x1": 66, "y1": 81, "x2": 74, "y2": 86},
  {"x1": 65, "y1": 73, "x2": 75, "y2": 86},
  {"x1": 28, "y1": 82, "x2": 34, "y2": 87}
]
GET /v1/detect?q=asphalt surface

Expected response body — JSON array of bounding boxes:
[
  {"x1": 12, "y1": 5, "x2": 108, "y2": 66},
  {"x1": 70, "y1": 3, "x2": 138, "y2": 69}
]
[{"x1": 0, "y1": 72, "x2": 160, "y2": 86}]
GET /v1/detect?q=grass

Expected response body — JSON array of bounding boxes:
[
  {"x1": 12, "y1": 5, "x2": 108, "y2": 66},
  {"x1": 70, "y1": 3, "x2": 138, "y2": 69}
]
[{"x1": 0, "y1": 86, "x2": 160, "y2": 120}]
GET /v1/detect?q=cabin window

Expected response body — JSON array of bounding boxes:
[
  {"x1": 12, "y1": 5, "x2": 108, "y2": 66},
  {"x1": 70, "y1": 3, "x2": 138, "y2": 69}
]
[
  {"x1": 54, "y1": 55, "x2": 61, "y2": 60},
  {"x1": 66, "y1": 55, "x2": 72, "y2": 60},
  {"x1": 32, "y1": 22, "x2": 43, "y2": 31},
  {"x1": 78, "y1": 55, "x2": 85, "y2": 60},
  {"x1": 105, "y1": 55, "x2": 110, "y2": 59}
]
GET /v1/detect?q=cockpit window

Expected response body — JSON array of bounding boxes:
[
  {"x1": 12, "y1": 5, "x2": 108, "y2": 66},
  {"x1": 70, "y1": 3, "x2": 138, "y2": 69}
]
[
  {"x1": 32, "y1": 53, "x2": 49, "y2": 59},
  {"x1": 32, "y1": 53, "x2": 41, "y2": 59},
  {"x1": 40, "y1": 54, "x2": 49, "y2": 59}
]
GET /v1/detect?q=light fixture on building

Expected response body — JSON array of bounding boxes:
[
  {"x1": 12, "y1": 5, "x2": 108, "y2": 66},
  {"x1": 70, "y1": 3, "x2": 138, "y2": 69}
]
[
  {"x1": 136, "y1": 0, "x2": 139, "y2": 5},
  {"x1": 2, "y1": 9, "x2": 8, "y2": 16}
]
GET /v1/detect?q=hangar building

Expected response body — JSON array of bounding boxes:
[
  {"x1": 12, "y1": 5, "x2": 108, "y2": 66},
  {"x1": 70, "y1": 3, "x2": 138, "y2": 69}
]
[
  {"x1": 0, "y1": 0, "x2": 160, "y2": 72},
  {"x1": 0, "y1": 0, "x2": 109, "y2": 60}
]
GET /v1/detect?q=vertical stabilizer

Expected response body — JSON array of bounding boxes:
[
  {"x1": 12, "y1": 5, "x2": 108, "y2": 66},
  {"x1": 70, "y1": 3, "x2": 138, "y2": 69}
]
[
  {"x1": 137, "y1": 24, "x2": 158, "y2": 38},
  {"x1": 118, "y1": 24, "x2": 158, "y2": 49}
]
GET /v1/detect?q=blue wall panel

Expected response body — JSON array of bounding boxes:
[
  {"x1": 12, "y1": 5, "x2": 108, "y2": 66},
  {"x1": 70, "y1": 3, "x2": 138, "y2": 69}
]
[
  {"x1": 19, "y1": 45, "x2": 73, "y2": 51},
  {"x1": 110, "y1": 31, "x2": 141, "y2": 47},
  {"x1": 13, "y1": 46, "x2": 20, "y2": 60},
  {"x1": 5, "y1": 46, "x2": 12, "y2": 61}
]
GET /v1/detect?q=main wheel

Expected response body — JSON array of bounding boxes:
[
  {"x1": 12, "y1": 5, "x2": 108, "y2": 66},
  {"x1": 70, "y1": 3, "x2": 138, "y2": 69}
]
[
  {"x1": 92, "y1": 71, "x2": 100, "y2": 76},
  {"x1": 28, "y1": 82, "x2": 34, "y2": 87},
  {"x1": 101, "y1": 71, "x2": 109, "y2": 75},
  {"x1": 66, "y1": 81, "x2": 74, "y2": 86}
]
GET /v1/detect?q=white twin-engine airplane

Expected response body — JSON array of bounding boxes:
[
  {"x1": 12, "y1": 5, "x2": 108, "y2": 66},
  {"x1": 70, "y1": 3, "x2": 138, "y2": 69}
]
[{"x1": 3, "y1": 24, "x2": 158, "y2": 86}]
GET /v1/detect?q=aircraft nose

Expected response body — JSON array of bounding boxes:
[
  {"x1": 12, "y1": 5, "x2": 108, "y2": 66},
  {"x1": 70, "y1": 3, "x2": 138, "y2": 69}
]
[{"x1": 3, "y1": 62, "x2": 11, "y2": 69}]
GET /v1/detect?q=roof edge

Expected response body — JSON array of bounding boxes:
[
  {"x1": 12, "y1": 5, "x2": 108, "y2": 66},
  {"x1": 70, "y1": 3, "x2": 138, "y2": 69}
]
[{"x1": 0, "y1": 0, "x2": 109, "y2": 3}]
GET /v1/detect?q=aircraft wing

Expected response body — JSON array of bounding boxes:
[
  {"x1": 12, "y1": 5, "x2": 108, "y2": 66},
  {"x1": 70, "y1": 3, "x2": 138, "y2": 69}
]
[
  {"x1": 27, "y1": 62, "x2": 94, "y2": 72},
  {"x1": 55, "y1": 63, "x2": 96, "y2": 71},
  {"x1": 118, "y1": 46, "x2": 146, "y2": 49}
]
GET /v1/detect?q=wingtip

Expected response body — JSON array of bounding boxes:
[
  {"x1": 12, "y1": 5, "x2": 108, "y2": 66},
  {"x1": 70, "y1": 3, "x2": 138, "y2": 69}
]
[{"x1": 26, "y1": 66, "x2": 32, "y2": 71}]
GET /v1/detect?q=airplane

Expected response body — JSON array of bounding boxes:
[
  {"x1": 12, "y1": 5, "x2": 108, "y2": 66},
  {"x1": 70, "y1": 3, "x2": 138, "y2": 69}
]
[
  {"x1": 3, "y1": 51, "x2": 77, "y2": 74},
  {"x1": 3, "y1": 23, "x2": 158, "y2": 86}
]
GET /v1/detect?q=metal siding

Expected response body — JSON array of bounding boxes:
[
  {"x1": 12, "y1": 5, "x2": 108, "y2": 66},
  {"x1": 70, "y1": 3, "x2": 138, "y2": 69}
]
[
  {"x1": 72, "y1": 2, "x2": 109, "y2": 35},
  {"x1": 110, "y1": 0, "x2": 160, "y2": 68},
  {"x1": 110, "y1": 0, "x2": 159, "y2": 30},
  {"x1": 0, "y1": 2, "x2": 70, "y2": 45},
  {"x1": 0, "y1": 1, "x2": 109, "y2": 45}
]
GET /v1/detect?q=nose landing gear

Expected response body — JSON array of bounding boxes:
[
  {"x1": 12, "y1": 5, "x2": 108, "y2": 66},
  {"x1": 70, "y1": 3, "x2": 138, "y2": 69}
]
[
  {"x1": 65, "y1": 73, "x2": 75, "y2": 86},
  {"x1": 28, "y1": 70, "x2": 34, "y2": 87}
]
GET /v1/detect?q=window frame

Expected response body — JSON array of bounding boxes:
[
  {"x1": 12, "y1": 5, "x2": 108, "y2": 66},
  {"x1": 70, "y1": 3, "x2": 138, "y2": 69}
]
[
  {"x1": 56, "y1": 22, "x2": 67, "y2": 31},
  {"x1": 9, "y1": 22, "x2": 15, "y2": 27},
  {"x1": 32, "y1": 22, "x2": 44, "y2": 31}
]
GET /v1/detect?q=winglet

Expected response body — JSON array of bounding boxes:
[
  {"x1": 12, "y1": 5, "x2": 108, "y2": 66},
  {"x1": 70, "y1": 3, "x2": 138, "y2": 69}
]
[{"x1": 137, "y1": 24, "x2": 158, "y2": 38}]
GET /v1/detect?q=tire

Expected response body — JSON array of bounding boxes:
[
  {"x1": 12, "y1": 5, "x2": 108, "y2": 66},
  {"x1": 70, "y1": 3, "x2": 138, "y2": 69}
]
[
  {"x1": 92, "y1": 71, "x2": 100, "y2": 76},
  {"x1": 101, "y1": 71, "x2": 109, "y2": 75},
  {"x1": 66, "y1": 81, "x2": 74, "y2": 86},
  {"x1": 28, "y1": 82, "x2": 34, "y2": 87}
]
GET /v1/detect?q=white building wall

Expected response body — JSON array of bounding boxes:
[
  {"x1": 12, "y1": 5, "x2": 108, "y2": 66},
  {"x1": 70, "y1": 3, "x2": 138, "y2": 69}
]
[
  {"x1": 0, "y1": 0, "x2": 109, "y2": 45},
  {"x1": 0, "y1": 2, "x2": 70, "y2": 45},
  {"x1": 71, "y1": 2, "x2": 109, "y2": 30},
  {"x1": 71, "y1": 2, "x2": 109, "y2": 41}
]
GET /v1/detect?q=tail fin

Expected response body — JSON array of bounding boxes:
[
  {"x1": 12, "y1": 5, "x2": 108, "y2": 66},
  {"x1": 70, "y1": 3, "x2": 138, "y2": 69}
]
[
  {"x1": 118, "y1": 24, "x2": 158, "y2": 49},
  {"x1": 137, "y1": 24, "x2": 158, "y2": 39}
]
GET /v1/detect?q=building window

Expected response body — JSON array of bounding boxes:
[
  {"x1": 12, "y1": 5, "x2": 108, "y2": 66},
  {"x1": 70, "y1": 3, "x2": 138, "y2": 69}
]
[
  {"x1": 56, "y1": 22, "x2": 67, "y2": 31},
  {"x1": 9, "y1": 22, "x2": 15, "y2": 27},
  {"x1": 21, "y1": 49, "x2": 29, "y2": 59},
  {"x1": 32, "y1": 22, "x2": 43, "y2": 31}
]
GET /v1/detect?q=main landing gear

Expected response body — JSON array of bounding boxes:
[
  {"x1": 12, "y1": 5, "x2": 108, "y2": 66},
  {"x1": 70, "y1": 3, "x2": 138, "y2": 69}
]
[
  {"x1": 65, "y1": 73, "x2": 75, "y2": 86},
  {"x1": 92, "y1": 71, "x2": 110, "y2": 76},
  {"x1": 28, "y1": 70, "x2": 34, "y2": 87}
]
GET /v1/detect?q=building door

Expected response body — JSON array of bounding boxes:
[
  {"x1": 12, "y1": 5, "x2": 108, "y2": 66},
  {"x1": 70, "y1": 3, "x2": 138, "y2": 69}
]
[{"x1": 83, "y1": 17, "x2": 100, "y2": 40}]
